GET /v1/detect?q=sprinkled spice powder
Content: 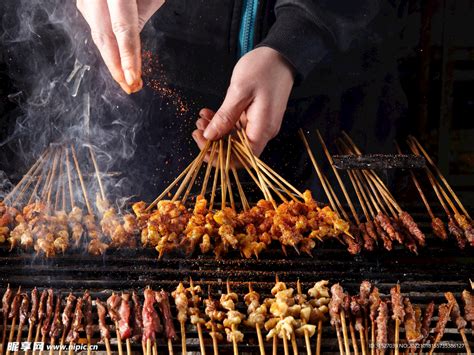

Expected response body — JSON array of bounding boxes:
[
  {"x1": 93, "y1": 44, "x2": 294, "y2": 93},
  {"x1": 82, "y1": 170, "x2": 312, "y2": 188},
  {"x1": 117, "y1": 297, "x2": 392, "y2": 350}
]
[{"x1": 142, "y1": 50, "x2": 190, "y2": 115}]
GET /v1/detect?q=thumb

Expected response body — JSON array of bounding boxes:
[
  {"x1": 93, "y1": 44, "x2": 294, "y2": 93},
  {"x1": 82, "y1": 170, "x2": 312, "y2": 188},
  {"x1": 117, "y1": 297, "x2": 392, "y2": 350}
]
[{"x1": 203, "y1": 85, "x2": 251, "y2": 140}]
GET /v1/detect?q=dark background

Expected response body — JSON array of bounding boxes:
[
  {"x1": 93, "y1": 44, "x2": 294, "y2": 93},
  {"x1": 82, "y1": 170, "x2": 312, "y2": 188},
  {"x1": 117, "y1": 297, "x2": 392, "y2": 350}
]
[{"x1": 0, "y1": 0, "x2": 473, "y2": 208}]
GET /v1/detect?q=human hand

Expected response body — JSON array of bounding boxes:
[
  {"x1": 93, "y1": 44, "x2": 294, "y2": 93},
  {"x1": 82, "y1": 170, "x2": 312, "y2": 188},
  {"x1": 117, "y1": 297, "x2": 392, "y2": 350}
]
[
  {"x1": 77, "y1": 0, "x2": 165, "y2": 94},
  {"x1": 192, "y1": 46, "x2": 295, "y2": 156}
]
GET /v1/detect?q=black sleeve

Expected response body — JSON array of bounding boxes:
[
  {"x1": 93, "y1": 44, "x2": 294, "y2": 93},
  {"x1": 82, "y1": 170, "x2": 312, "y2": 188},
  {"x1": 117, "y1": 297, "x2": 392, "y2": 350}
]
[{"x1": 257, "y1": 0, "x2": 380, "y2": 84}]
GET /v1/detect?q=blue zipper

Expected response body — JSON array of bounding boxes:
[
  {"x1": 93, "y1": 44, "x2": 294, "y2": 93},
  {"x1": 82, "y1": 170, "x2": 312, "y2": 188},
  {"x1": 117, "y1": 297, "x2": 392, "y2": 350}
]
[{"x1": 238, "y1": 0, "x2": 258, "y2": 57}]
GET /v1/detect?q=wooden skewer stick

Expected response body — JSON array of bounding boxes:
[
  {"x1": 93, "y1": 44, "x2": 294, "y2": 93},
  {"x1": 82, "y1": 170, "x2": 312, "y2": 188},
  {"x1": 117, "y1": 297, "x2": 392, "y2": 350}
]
[
  {"x1": 315, "y1": 320, "x2": 323, "y2": 355},
  {"x1": 38, "y1": 149, "x2": 56, "y2": 201},
  {"x1": 146, "y1": 338, "x2": 151, "y2": 355},
  {"x1": 219, "y1": 140, "x2": 227, "y2": 208},
  {"x1": 225, "y1": 136, "x2": 235, "y2": 210},
  {"x1": 281, "y1": 329, "x2": 290, "y2": 355},
  {"x1": 201, "y1": 141, "x2": 218, "y2": 196},
  {"x1": 248, "y1": 283, "x2": 266, "y2": 355},
  {"x1": 64, "y1": 148, "x2": 75, "y2": 209},
  {"x1": 114, "y1": 320, "x2": 124, "y2": 355},
  {"x1": 182, "y1": 143, "x2": 211, "y2": 203},
  {"x1": 296, "y1": 280, "x2": 312, "y2": 355},
  {"x1": 153, "y1": 341, "x2": 158, "y2": 355},
  {"x1": 104, "y1": 338, "x2": 112, "y2": 355},
  {"x1": 146, "y1": 157, "x2": 196, "y2": 211},
  {"x1": 167, "y1": 338, "x2": 174, "y2": 355},
  {"x1": 359, "y1": 327, "x2": 367, "y2": 355},
  {"x1": 70, "y1": 145, "x2": 92, "y2": 214},
  {"x1": 232, "y1": 168, "x2": 249, "y2": 211},
  {"x1": 210, "y1": 321, "x2": 219, "y2": 355},
  {"x1": 394, "y1": 285, "x2": 401, "y2": 355},
  {"x1": 428, "y1": 304, "x2": 454, "y2": 355},
  {"x1": 32, "y1": 320, "x2": 42, "y2": 355},
  {"x1": 189, "y1": 278, "x2": 206, "y2": 355},
  {"x1": 12, "y1": 149, "x2": 51, "y2": 206},
  {"x1": 459, "y1": 328, "x2": 472, "y2": 355},
  {"x1": 54, "y1": 149, "x2": 64, "y2": 211},
  {"x1": 25, "y1": 321, "x2": 35, "y2": 355},
  {"x1": 362, "y1": 171, "x2": 398, "y2": 217},
  {"x1": 179, "y1": 320, "x2": 187, "y2": 354},
  {"x1": 335, "y1": 322, "x2": 345, "y2": 355},
  {"x1": 340, "y1": 309, "x2": 351, "y2": 355},
  {"x1": 317, "y1": 130, "x2": 360, "y2": 224},
  {"x1": 126, "y1": 338, "x2": 132, "y2": 355},
  {"x1": 409, "y1": 135, "x2": 471, "y2": 219},
  {"x1": 87, "y1": 335, "x2": 92, "y2": 355},
  {"x1": 395, "y1": 142, "x2": 436, "y2": 219},
  {"x1": 45, "y1": 148, "x2": 60, "y2": 209},
  {"x1": 209, "y1": 160, "x2": 220, "y2": 211},
  {"x1": 272, "y1": 334, "x2": 278, "y2": 355},
  {"x1": 6, "y1": 316, "x2": 17, "y2": 355},
  {"x1": 370, "y1": 320, "x2": 375, "y2": 355},
  {"x1": 88, "y1": 146, "x2": 106, "y2": 201},
  {"x1": 349, "y1": 320, "x2": 359, "y2": 355}
]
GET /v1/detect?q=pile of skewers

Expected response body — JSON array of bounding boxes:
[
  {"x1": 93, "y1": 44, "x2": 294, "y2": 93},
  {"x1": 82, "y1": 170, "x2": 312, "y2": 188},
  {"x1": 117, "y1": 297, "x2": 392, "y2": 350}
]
[
  {"x1": 329, "y1": 281, "x2": 474, "y2": 355},
  {"x1": 299, "y1": 130, "x2": 473, "y2": 255},
  {"x1": 1, "y1": 281, "x2": 473, "y2": 355},
  {"x1": 0, "y1": 143, "x2": 140, "y2": 257},
  {"x1": 1, "y1": 130, "x2": 472, "y2": 259}
]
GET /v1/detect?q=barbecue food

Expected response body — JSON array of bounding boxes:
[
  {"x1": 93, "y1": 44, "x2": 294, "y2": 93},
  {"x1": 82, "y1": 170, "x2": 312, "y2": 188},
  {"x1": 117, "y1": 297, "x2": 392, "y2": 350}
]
[
  {"x1": 421, "y1": 301, "x2": 435, "y2": 339},
  {"x1": 18, "y1": 293, "x2": 29, "y2": 327},
  {"x1": 433, "y1": 303, "x2": 452, "y2": 342},
  {"x1": 374, "y1": 218, "x2": 392, "y2": 251},
  {"x1": 399, "y1": 211, "x2": 425, "y2": 246},
  {"x1": 448, "y1": 217, "x2": 467, "y2": 249},
  {"x1": 49, "y1": 295, "x2": 63, "y2": 339},
  {"x1": 142, "y1": 288, "x2": 162, "y2": 343},
  {"x1": 431, "y1": 217, "x2": 448, "y2": 240},
  {"x1": 454, "y1": 213, "x2": 474, "y2": 246},
  {"x1": 390, "y1": 285, "x2": 405, "y2": 322},
  {"x1": 66, "y1": 296, "x2": 83, "y2": 343},
  {"x1": 96, "y1": 299, "x2": 111, "y2": 341},
  {"x1": 83, "y1": 291, "x2": 94, "y2": 340},
  {"x1": 1, "y1": 285, "x2": 12, "y2": 321},
  {"x1": 106, "y1": 292, "x2": 121, "y2": 323},
  {"x1": 221, "y1": 287, "x2": 245, "y2": 343},
  {"x1": 155, "y1": 290, "x2": 177, "y2": 341},
  {"x1": 8, "y1": 287, "x2": 22, "y2": 321},
  {"x1": 37, "y1": 289, "x2": 48, "y2": 326},
  {"x1": 118, "y1": 293, "x2": 132, "y2": 340},
  {"x1": 244, "y1": 287, "x2": 267, "y2": 329},
  {"x1": 376, "y1": 212, "x2": 403, "y2": 244},
  {"x1": 359, "y1": 280, "x2": 371, "y2": 314},
  {"x1": 462, "y1": 290, "x2": 474, "y2": 335},
  {"x1": 204, "y1": 293, "x2": 226, "y2": 342},
  {"x1": 131, "y1": 291, "x2": 144, "y2": 343},
  {"x1": 62, "y1": 293, "x2": 76, "y2": 336},
  {"x1": 29, "y1": 287, "x2": 39, "y2": 326},
  {"x1": 172, "y1": 283, "x2": 188, "y2": 324},
  {"x1": 329, "y1": 284, "x2": 344, "y2": 327},
  {"x1": 445, "y1": 292, "x2": 467, "y2": 330},
  {"x1": 41, "y1": 289, "x2": 55, "y2": 338},
  {"x1": 350, "y1": 296, "x2": 364, "y2": 332},
  {"x1": 369, "y1": 287, "x2": 381, "y2": 323},
  {"x1": 403, "y1": 297, "x2": 422, "y2": 343},
  {"x1": 376, "y1": 301, "x2": 388, "y2": 354},
  {"x1": 359, "y1": 223, "x2": 375, "y2": 251}
]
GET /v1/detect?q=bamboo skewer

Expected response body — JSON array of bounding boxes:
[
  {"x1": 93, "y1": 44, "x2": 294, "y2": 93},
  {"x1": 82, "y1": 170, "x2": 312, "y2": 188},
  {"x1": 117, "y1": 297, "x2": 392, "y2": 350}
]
[
  {"x1": 225, "y1": 136, "x2": 235, "y2": 210},
  {"x1": 88, "y1": 146, "x2": 106, "y2": 202},
  {"x1": 182, "y1": 144, "x2": 210, "y2": 204},
  {"x1": 349, "y1": 320, "x2": 359, "y2": 355},
  {"x1": 409, "y1": 136, "x2": 471, "y2": 219},
  {"x1": 32, "y1": 321, "x2": 42, "y2": 355},
  {"x1": 114, "y1": 320, "x2": 124, "y2": 355},
  {"x1": 201, "y1": 142, "x2": 218, "y2": 196},
  {"x1": 189, "y1": 278, "x2": 206, "y2": 355},
  {"x1": 54, "y1": 150, "x2": 64, "y2": 211},
  {"x1": 219, "y1": 140, "x2": 226, "y2": 208},
  {"x1": 209, "y1": 160, "x2": 220, "y2": 211},
  {"x1": 359, "y1": 328, "x2": 367, "y2": 355},
  {"x1": 26, "y1": 321, "x2": 35, "y2": 355},
  {"x1": 340, "y1": 309, "x2": 351, "y2": 355},
  {"x1": 153, "y1": 341, "x2": 158, "y2": 355},
  {"x1": 315, "y1": 320, "x2": 323, "y2": 355},
  {"x1": 70, "y1": 145, "x2": 92, "y2": 214},
  {"x1": 104, "y1": 338, "x2": 112, "y2": 355},
  {"x1": 296, "y1": 280, "x2": 312, "y2": 355},
  {"x1": 248, "y1": 283, "x2": 266, "y2": 355},
  {"x1": 64, "y1": 148, "x2": 75, "y2": 209},
  {"x1": 6, "y1": 316, "x2": 17, "y2": 355},
  {"x1": 45, "y1": 149, "x2": 60, "y2": 209},
  {"x1": 459, "y1": 329, "x2": 472, "y2": 355},
  {"x1": 232, "y1": 167, "x2": 249, "y2": 211},
  {"x1": 335, "y1": 322, "x2": 345, "y2": 355},
  {"x1": 126, "y1": 338, "x2": 132, "y2": 355},
  {"x1": 180, "y1": 320, "x2": 187, "y2": 355},
  {"x1": 273, "y1": 334, "x2": 278, "y2": 355},
  {"x1": 146, "y1": 338, "x2": 151, "y2": 355},
  {"x1": 225, "y1": 281, "x2": 239, "y2": 355}
]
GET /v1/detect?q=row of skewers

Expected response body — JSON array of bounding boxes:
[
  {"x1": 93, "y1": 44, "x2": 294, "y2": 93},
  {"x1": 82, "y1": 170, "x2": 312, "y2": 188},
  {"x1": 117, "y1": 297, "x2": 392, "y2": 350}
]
[
  {"x1": 1, "y1": 280, "x2": 473, "y2": 355},
  {"x1": 1, "y1": 131, "x2": 472, "y2": 259}
]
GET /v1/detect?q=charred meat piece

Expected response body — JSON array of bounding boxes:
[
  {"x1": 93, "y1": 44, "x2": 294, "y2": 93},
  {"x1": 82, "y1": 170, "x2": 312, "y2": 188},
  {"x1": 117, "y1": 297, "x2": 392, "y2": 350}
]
[
  {"x1": 329, "y1": 284, "x2": 344, "y2": 327},
  {"x1": 18, "y1": 293, "x2": 29, "y2": 326},
  {"x1": 118, "y1": 293, "x2": 132, "y2": 340},
  {"x1": 431, "y1": 217, "x2": 447, "y2": 240},
  {"x1": 1, "y1": 285, "x2": 12, "y2": 320},
  {"x1": 359, "y1": 280, "x2": 372, "y2": 312},
  {"x1": 448, "y1": 217, "x2": 467, "y2": 249},
  {"x1": 62, "y1": 293, "x2": 76, "y2": 335},
  {"x1": 403, "y1": 297, "x2": 422, "y2": 344},
  {"x1": 433, "y1": 303, "x2": 453, "y2": 341},
  {"x1": 155, "y1": 290, "x2": 177, "y2": 341},
  {"x1": 132, "y1": 291, "x2": 144, "y2": 343},
  {"x1": 374, "y1": 219, "x2": 392, "y2": 251},
  {"x1": 445, "y1": 292, "x2": 467, "y2": 330},
  {"x1": 8, "y1": 287, "x2": 22, "y2": 320},
  {"x1": 365, "y1": 221, "x2": 378, "y2": 243},
  {"x1": 142, "y1": 288, "x2": 162, "y2": 342},
  {"x1": 376, "y1": 212, "x2": 403, "y2": 244},
  {"x1": 350, "y1": 296, "x2": 364, "y2": 332},
  {"x1": 49, "y1": 295, "x2": 63, "y2": 339},
  {"x1": 83, "y1": 291, "x2": 94, "y2": 339},
  {"x1": 37, "y1": 290, "x2": 48, "y2": 324},
  {"x1": 342, "y1": 231, "x2": 361, "y2": 255},
  {"x1": 462, "y1": 290, "x2": 474, "y2": 335},
  {"x1": 421, "y1": 301, "x2": 435, "y2": 339},
  {"x1": 369, "y1": 287, "x2": 381, "y2": 323},
  {"x1": 96, "y1": 299, "x2": 111, "y2": 341},
  {"x1": 41, "y1": 289, "x2": 54, "y2": 338},
  {"x1": 390, "y1": 285, "x2": 405, "y2": 321},
  {"x1": 399, "y1": 211, "x2": 425, "y2": 246},
  {"x1": 66, "y1": 297, "x2": 83, "y2": 343},
  {"x1": 376, "y1": 301, "x2": 388, "y2": 355},
  {"x1": 106, "y1": 292, "x2": 121, "y2": 323},
  {"x1": 29, "y1": 288, "x2": 39, "y2": 326},
  {"x1": 359, "y1": 223, "x2": 375, "y2": 251}
]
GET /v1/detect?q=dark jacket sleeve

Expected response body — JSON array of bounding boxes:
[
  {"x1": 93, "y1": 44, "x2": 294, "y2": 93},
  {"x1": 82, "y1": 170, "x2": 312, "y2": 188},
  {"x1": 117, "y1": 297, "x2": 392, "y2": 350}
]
[{"x1": 257, "y1": 0, "x2": 380, "y2": 84}]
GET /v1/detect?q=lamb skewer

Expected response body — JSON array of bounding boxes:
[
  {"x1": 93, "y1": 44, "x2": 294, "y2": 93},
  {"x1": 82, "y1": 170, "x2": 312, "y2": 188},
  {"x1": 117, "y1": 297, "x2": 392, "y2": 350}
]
[
  {"x1": 83, "y1": 291, "x2": 93, "y2": 355},
  {"x1": 369, "y1": 287, "x2": 380, "y2": 355},
  {"x1": 32, "y1": 290, "x2": 47, "y2": 355},
  {"x1": 390, "y1": 284, "x2": 404, "y2": 355},
  {"x1": 26, "y1": 288, "x2": 38, "y2": 355},
  {"x1": 155, "y1": 290, "x2": 177, "y2": 355},
  {"x1": 1, "y1": 285, "x2": 13, "y2": 355},
  {"x1": 106, "y1": 292, "x2": 124, "y2": 355},
  {"x1": 48, "y1": 294, "x2": 62, "y2": 355},
  {"x1": 428, "y1": 302, "x2": 454, "y2": 355},
  {"x1": 6, "y1": 287, "x2": 21, "y2": 355},
  {"x1": 59, "y1": 293, "x2": 75, "y2": 355},
  {"x1": 344, "y1": 293, "x2": 359, "y2": 355},
  {"x1": 445, "y1": 292, "x2": 471, "y2": 355},
  {"x1": 14, "y1": 293, "x2": 29, "y2": 355},
  {"x1": 376, "y1": 301, "x2": 388, "y2": 355},
  {"x1": 66, "y1": 296, "x2": 83, "y2": 355},
  {"x1": 329, "y1": 283, "x2": 347, "y2": 355},
  {"x1": 142, "y1": 287, "x2": 162, "y2": 355},
  {"x1": 131, "y1": 291, "x2": 145, "y2": 354},
  {"x1": 350, "y1": 296, "x2": 367, "y2": 355},
  {"x1": 462, "y1": 290, "x2": 474, "y2": 336},
  {"x1": 118, "y1": 293, "x2": 133, "y2": 355},
  {"x1": 96, "y1": 299, "x2": 112, "y2": 355}
]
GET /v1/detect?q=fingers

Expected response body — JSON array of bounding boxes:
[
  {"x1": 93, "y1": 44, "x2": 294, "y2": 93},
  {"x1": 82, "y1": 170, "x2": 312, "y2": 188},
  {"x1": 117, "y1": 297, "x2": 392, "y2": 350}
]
[
  {"x1": 107, "y1": 0, "x2": 142, "y2": 91},
  {"x1": 77, "y1": 0, "x2": 132, "y2": 94},
  {"x1": 203, "y1": 84, "x2": 252, "y2": 141},
  {"x1": 244, "y1": 100, "x2": 283, "y2": 157}
]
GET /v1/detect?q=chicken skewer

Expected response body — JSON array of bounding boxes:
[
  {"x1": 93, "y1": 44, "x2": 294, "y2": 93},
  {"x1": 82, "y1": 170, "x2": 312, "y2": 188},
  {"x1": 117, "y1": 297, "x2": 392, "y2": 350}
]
[
  {"x1": 245, "y1": 283, "x2": 267, "y2": 355},
  {"x1": 188, "y1": 278, "x2": 207, "y2": 355},
  {"x1": 6, "y1": 288, "x2": 22, "y2": 355},
  {"x1": 445, "y1": 292, "x2": 471, "y2": 355},
  {"x1": 296, "y1": 280, "x2": 312, "y2": 355},
  {"x1": 223, "y1": 281, "x2": 245, "y2": 355},
  {"x1": 204, "y1": 287, "x2": 223, "y2": 355},
  {"x1": 171, "y1": 283, "x2": 188, "y2": 354},
  {"x1": 96, "y1": 299, "x2": 112, "y2": 355},
  {"x1": 307, "y1": 281, "x2": 330, "y2": 355}
]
